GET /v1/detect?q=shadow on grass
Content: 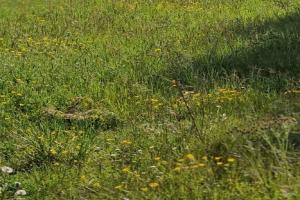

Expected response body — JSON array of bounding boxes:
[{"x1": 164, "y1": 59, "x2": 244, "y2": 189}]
[{"x1": 158, "y1": 10, "x2": 300, "y2": 89}]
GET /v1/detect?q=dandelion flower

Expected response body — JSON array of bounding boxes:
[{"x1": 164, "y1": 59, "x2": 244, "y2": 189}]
[
  {"x1": 149, "y1": 182, "x2": 159, "y2": 188},
  {"x1": 198, "y1": 163, "x2": 206, "y2": 167},
  {"x1": 202, "y1": 156, "x2": 208, "y2": 161},
  {"x1": 216, "y1": 162, "x2": 223, "y2": 166},
  {"x1": 122, "y1": 167, "x2": 130, "y2": 173},
  {"x1": 227, "y1": 158, "x2": 236, "y2": 163},
  {"x1": 190, "y1": 164, "x2": 199, "y2": 169},
  {"x1": 50, "y1": 148, "x2": 57, "y2": 156},
  {"x1": 121, "y1": 140, "x2": 132, "y2": 145},
  {"x1": 174, "y1": 166, "x2": 182, "y2": 172},
  {"x1": 214, "y1": 156, "x2": 222, "y2": 161},
  {"x1": 80, "y1": 175, "x2": 87, "y2": 183},
  {"x1": 154, "y1": 48, "x2": 161, "y2": 53},
  {"x1": 93, "y1": 182, "x2": 101, "y2": 188},
  {"x1": 62, "y1": 150, "x2": 68, "y2": 155},
  {"x1": 185, "y1": 154, "x2": 196, "y2": 161}
]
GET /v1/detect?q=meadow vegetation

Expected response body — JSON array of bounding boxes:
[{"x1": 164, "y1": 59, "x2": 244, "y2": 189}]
[{"x1": 0, "y1": 0, "x2": 300, "y2": 199}]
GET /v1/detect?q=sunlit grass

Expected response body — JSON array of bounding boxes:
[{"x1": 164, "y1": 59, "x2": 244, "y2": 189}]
[{"x1": 0, "y1": 0, "x2": 300, "y2": 199}]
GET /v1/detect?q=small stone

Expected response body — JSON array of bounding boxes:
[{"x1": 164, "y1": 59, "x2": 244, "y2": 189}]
[
  {"x1": 1, "y1": 166, "x2": 14, "y2": 174},
  {"x1": 15, "y1": 189, "x2": 27, "y2": 196}
]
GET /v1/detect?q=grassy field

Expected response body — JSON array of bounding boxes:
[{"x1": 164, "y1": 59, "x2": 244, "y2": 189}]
[{"x1": 0, "y1": 0, "x2": 300, "y2": 199}]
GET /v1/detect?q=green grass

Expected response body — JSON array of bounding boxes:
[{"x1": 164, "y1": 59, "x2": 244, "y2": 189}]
[{"x1": 0, "y1": 0, "x2": 300, "y2": 199}]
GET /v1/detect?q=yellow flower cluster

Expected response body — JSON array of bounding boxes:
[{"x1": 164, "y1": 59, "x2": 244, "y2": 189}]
[
  {"x1": 150, "y1": 98, "x2": 164, "y2": 110},
  {"x1": 172, "y1": 154, "x2": 237, "y2": 173},
  {"x1": 175, "y1": 87, "x2": 243, "y2": 108},
  {"x1": 0, "y1": 36, "x2": 87, "y2": 58},
  {"x1": 172, "y1": 153, "x2": 207, "y2": 173}
]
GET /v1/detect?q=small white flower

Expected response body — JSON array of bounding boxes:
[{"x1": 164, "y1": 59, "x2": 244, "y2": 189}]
[
  {"x1": 95, "y1": 147, "x2": 101, "y2": 152},
  {"x1": 1, "y1": 166, "x2": 14, "y2": 174},
  {"x1": 222, "y1": 113, "x2": 227, "y2": 121},
  {"x1": 14, "y1": 189, "x2": 27, "y2": 196},
  {"x1": 137, "y1": 149, "x2": 143, "y2": 154}
]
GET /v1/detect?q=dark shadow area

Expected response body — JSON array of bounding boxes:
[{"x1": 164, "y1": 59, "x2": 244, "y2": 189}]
[{"x1": 157, "y1": 10, "x2": 300, "y2": 89}]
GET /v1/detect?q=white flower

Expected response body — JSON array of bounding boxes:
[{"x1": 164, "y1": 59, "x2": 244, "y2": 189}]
[
  {"x1": 137, "y1": 149, "x2": 143, "y2": 154},
  {"x1": 95, "y1": 147, "x2": 101, "y2": 152},
  {"x1": 15, "y1": 189, "x2": 27, "y2": 196},
  {"x1": 1, "y1": 166, "x2": 13, "y2": 174}
]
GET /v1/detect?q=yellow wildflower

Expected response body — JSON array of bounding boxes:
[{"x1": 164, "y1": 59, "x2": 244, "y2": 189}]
[
  {"x1": 80, "y1": 175, "x2": 87, "y2": 183},
  {"x1": 62, "y1": 150, "x2": 68, "y2": 155},
  {"x1": 154, "y1": 157, "x2": 161, "y2": 161},
  {"x1": 154, "y1": 48, "x2": 161, "y2": 53},
  {"x1": 93, "y1": 182, "x2": 101, "y2": 188},
  {"x1": 115, "y1": 185, "x2": 122, "y2": 190},
  {"x1": 141, "y1": 187, "x2": 148, "y2": 192},
  {"x1": 149, "y1": 182, "x2": 159, "y2": 188},
  {"x1": 190, "y1": 164, "x2": 199, "y2": 169},
  {"x1": 227, "y1": 157, "x2": 236, "y2": 163},
  {"x1": 214, "y1": 156, "x2": 222, "y2": 161},
  {"x1": 198, "y1": 163, "x2": 206, "y2": 167},
  {"x1": 121, "y1": 140, "x2": 132, "y2": 145},
  {"x1": 202, "y1": 156, "x2": 208, "y2": 161},
  {"x1": 122, "y1": 167, "x2": 130, "y2": 173},
  {"x1": 174, "y1": 166, "x2": 182, "y2": 172},
  {"x1": 185, "y1": 153, "x2": 196, "y2": 161},
  {"x1": 216, "y1": 162, "x2": 223, "y2": 166},
  {"x1": 50, "y1": 148, "x2": 57, "y2": 156}
]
